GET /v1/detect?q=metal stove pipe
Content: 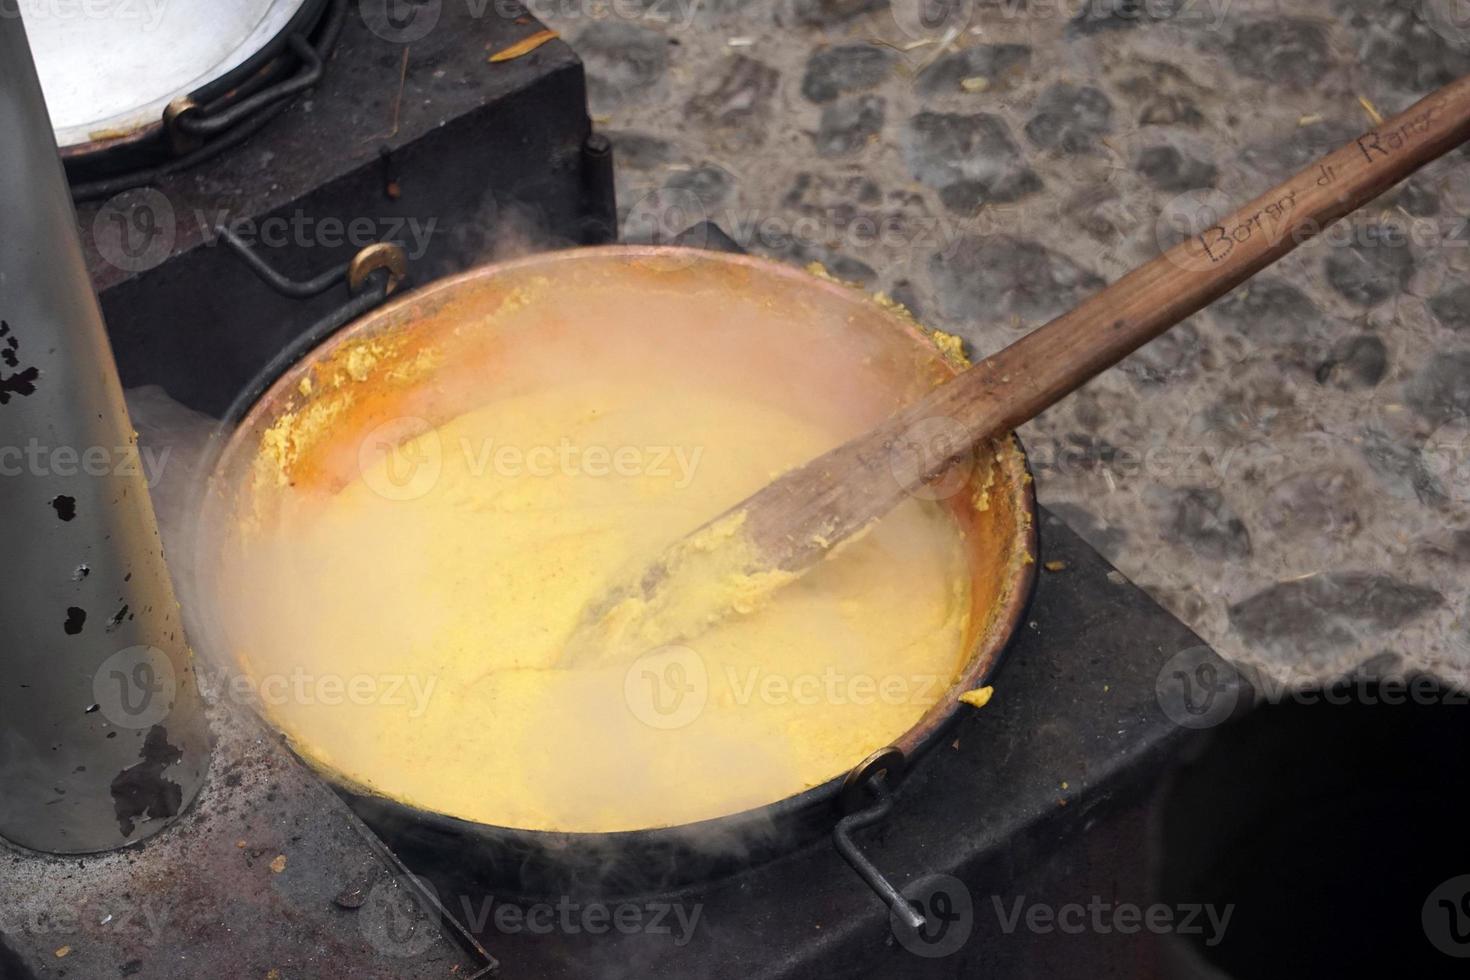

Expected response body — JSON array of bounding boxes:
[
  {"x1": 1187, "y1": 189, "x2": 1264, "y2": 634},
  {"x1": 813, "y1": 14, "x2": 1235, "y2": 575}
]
[{"x1": 0, "y1": 13, "x2": 209, "y2": 852}]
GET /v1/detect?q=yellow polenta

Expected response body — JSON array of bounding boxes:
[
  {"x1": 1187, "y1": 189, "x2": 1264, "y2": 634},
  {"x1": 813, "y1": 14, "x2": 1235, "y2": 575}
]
[{"x1": 219, "y1": 376, "x2": 972, "y2": 832}]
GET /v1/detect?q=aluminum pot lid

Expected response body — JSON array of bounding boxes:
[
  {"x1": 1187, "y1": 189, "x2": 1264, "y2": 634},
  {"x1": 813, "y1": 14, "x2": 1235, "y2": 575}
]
[{"x1": 27, "y1": 0, "x2": 313, "y2": 150}]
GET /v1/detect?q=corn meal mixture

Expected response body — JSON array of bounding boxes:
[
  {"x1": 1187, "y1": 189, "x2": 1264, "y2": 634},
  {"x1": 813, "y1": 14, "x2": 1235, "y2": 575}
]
[{"x1": 219, "y1": 372, "x2": 973, "y2": 832}]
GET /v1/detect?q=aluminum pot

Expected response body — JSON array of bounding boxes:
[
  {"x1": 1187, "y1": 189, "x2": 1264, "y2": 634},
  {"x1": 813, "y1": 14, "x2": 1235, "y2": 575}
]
[{"x1": 195, "y1": 246, "x2": 1037, "y2": 898}]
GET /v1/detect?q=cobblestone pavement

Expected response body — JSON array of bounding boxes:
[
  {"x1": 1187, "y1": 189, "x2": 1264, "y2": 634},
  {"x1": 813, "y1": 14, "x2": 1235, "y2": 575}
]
[{"x1": 548, "y1": 0, "x2": 1470, "y2": 688}]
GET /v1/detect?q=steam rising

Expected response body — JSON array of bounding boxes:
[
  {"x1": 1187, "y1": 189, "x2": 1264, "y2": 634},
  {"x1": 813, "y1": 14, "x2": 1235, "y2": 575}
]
[{"x1": 122, "y1": 252, "x2": 985, "y2": 907}]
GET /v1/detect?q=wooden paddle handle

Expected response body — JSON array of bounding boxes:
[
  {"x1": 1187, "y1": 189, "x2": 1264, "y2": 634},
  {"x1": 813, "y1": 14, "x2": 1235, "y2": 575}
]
[
  {"x1": 567, "y1": 77, "x2": 1470, "y2": 659},
  {"x1": 908, "y1": 74, "x2": 1470, "y2": 466}
]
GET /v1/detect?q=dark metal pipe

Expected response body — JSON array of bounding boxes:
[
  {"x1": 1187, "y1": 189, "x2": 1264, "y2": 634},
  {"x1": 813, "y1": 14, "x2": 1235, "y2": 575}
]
[{"x1": 0, "y1": 12, "x2": 209, "y2": 853}]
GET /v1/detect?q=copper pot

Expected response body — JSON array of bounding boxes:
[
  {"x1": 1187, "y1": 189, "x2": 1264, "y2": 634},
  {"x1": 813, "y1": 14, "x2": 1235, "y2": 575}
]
[{"x1": 195, "y1": 245, "x2": 1037, "y2": 896}]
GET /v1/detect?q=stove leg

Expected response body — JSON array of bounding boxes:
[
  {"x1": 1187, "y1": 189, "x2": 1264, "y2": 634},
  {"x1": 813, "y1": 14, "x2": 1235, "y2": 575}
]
[{"x1": 579, "y1": 131, "x2": 618, "y2": 245}]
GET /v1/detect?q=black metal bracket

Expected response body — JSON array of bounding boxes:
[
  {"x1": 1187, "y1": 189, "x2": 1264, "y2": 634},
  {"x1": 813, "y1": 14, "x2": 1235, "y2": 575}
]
[
  {"x1": 833, "y1": 746, "x2": 926, "y2": 931},
  {"x1": 579, "y1": 132, "x2": 617, "y2": 245}
]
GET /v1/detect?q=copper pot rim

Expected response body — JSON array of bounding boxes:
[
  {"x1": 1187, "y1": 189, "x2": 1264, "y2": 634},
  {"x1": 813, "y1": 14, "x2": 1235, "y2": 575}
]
[{"x1": 198, "y1": 244, "x2": 1040, "y2": 840}]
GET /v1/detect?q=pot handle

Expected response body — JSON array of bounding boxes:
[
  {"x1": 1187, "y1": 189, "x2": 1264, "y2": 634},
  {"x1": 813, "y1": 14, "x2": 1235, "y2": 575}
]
[
  {"x1": 834, "y1": 746, "x2": 926, "y2": 931},
  {"x1": 168, "y1": 35, "x2": 325, "y2": 147},
  {"x1": 212, "y1": 228, "x2": 408, "y2": 428}
]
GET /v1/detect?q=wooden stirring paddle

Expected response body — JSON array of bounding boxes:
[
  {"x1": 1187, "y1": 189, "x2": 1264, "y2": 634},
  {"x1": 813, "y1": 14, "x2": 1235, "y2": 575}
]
[{"x1": 561, "y1": 74, "x2": 1470, "y2": 669}]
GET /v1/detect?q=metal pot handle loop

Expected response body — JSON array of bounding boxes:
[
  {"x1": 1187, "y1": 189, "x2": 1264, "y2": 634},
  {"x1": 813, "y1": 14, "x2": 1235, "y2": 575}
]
[
  {"x1": 169, "y1": 34, "x2": 325, "y2": 144},
  {"x1": 213, "y1": 230, "x2": 409, "y2": 428},
  {"x1": 834, "y1": 746, "x2": 926, "y2": 931}
]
